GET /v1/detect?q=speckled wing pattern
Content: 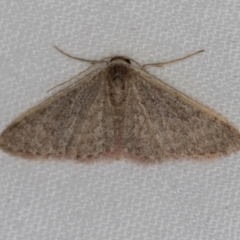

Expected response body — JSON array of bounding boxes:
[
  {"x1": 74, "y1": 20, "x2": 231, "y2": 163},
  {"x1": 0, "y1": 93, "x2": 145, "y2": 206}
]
[
  {"x1": 1, "y1": 55, "x2": 240, "y2": 163},
  {"x1": 122, "y1": 69, "x2": 240, "y2": 161},
  {"x1": 0, "y1": 70, "x2": 116, "y2": 161}
]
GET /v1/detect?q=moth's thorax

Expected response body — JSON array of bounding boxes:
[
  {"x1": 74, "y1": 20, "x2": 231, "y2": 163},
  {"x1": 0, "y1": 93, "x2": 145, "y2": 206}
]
[
  {"x1": 107, "y1": 59, "x2": 130, "y2": 108},
  {"x1": 109, "y1": 63, "x2": 128, "y2": 79}
]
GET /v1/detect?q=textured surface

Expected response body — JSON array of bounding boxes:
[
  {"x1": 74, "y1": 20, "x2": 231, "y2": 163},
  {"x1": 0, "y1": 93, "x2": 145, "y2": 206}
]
[{"x1": 1, "y1": 0, "x2": 240, "y2": 239}]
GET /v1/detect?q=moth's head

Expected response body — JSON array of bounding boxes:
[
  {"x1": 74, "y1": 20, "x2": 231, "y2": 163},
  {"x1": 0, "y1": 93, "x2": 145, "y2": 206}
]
[
  {"x1": 108, "y1": 57, "x2": 131, "y2": 79},
  {"x1": 110, "y1": 56, "x2": 131, "y2": 65}
]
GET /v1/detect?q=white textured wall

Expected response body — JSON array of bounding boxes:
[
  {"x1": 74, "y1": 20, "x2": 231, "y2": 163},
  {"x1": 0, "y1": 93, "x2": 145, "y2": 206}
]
[{"x1": 0, "y1": 1, "x2": 240, "y2": 239}]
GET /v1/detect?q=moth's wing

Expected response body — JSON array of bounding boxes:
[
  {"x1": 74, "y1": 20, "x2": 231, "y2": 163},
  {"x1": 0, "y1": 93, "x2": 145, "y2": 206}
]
[
  {"x1": 0, "y1": 69, "x2": 115, "y2": 161},
  {"x1": 122, "y1": 69, "x2": 240, "y2": 162}
]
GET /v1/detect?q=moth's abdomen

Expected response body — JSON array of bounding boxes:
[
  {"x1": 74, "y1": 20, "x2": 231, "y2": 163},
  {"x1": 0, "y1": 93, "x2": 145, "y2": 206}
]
[{"x1": 108, "y1": 64, "x2": 128, "y2": 107}]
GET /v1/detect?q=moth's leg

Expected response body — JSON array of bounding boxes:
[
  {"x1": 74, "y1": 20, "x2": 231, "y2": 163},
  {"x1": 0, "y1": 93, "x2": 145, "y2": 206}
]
[
  {"x1": 142, "y1": 50, "x2": 204, "y2": 69},
  {"x1": 54, "y1": 46, "x2": 100, "y2": 64}
]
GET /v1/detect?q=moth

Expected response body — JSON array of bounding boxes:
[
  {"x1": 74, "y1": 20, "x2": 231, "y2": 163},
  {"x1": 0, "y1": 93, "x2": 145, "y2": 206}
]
[{"x1": 0, "y1": 47, "x2": 240, "y2": 163}]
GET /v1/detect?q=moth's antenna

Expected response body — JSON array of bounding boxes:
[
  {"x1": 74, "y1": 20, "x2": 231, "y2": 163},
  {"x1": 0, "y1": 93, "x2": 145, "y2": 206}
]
[
  {"x1": 142, "y1": 50, "x2": 204, "y2": 69},
  {"x1": 48, "y1": 46, "x2": 108, "y2": 92},
  {"x1": 54, "y1": 46, "x2": 100, "y2": 64}
]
